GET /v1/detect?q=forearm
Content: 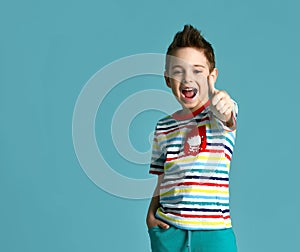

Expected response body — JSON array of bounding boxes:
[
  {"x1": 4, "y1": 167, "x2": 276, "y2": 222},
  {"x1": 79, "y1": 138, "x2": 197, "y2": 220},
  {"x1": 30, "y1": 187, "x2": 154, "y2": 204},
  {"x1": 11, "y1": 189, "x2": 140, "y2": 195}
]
[
  {"x1": 146, "y1": 175, "x2": 163, "y2": 223},
  {"x1": 147, "y1": 195, "x2": 160, "y2": 221}
]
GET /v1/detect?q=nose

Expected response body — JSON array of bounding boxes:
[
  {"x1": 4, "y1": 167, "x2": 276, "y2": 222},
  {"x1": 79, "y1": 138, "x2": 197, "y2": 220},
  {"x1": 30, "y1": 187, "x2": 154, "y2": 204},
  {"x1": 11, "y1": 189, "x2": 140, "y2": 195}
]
[{"x1": 183, "y1": 69, "x2": 193, "y2": 83}]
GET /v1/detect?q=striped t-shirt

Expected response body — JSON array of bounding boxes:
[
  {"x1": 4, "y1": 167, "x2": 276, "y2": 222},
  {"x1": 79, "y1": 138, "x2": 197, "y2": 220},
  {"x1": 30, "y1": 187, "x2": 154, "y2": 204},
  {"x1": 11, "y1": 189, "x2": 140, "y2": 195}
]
[{"x1": 149, "y1": 100, "x2": 238, "y2": 230}]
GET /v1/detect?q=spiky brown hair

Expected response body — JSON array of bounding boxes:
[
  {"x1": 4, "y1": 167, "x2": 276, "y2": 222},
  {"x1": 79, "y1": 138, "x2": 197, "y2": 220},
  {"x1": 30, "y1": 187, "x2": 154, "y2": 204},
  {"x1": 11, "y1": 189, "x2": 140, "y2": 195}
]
[{"x1": 165, "y1": 24, "x2": 215, "y2": 72}]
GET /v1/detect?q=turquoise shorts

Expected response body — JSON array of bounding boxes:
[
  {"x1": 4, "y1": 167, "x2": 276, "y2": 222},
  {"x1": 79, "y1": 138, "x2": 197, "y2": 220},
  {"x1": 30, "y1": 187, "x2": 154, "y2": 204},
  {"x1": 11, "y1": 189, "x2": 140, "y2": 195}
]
[{"x1": 148, "y1": 226, "x2": 237, "y2": 252}]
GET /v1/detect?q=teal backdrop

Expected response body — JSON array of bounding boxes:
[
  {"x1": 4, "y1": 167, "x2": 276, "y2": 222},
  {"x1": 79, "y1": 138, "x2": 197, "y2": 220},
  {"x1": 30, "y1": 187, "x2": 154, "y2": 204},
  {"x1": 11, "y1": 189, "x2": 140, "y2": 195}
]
[{"x1": 1, "y1": 0, "x2": 299, "y2": 251}]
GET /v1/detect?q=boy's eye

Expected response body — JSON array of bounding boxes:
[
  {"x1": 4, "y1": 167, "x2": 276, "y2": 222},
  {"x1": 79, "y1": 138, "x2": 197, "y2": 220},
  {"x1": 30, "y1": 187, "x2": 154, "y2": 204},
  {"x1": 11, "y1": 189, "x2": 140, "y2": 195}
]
[
  {"x1": 194, "y1": 70, "x2": 202, "y2": 74},
  {"x1": 172, "y1": 70, "x2": 183, "y2": 75}
]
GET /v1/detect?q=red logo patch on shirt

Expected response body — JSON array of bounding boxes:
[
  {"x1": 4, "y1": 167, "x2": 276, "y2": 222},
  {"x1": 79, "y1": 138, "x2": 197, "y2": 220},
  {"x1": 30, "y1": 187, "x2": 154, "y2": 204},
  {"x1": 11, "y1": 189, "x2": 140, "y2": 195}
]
[{"x1": 184, "y1": 125, "x2": 207, "y2": 156}]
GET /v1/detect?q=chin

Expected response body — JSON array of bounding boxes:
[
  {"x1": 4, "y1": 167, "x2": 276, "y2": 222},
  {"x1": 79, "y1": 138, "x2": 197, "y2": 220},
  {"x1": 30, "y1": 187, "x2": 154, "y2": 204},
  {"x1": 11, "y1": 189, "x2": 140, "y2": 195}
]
[{"x1": 181, "y1": 103, "x2": 198, "y2": 111}]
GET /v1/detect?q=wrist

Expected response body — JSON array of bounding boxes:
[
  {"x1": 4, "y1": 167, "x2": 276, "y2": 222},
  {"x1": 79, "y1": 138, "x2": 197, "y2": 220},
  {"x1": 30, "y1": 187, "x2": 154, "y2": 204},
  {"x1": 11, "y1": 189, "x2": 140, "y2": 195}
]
[
  {"x1": 146, "y1": 213, "x2": 156, "y2": 227},
  {"x1": 147, "y1": 211, "x2": 156, "y2": 221},
  {"x1": 225, "y1": 113, "x2": 234, "y2": 127}
]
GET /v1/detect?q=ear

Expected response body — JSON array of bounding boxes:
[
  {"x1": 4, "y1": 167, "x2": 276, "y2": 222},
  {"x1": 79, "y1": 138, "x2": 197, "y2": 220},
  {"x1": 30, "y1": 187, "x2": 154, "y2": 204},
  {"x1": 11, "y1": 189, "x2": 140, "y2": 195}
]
[
  {"x1": 209, "y1": 68, "x2": 218, "y2": 84},
  {"x1": 164, "y1": 71, "x2": 171, "y2": 88}
]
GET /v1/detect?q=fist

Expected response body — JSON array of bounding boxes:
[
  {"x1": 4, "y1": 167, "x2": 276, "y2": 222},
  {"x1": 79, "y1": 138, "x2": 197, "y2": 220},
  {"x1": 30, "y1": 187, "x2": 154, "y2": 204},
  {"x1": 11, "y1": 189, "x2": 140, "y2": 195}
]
[{"x1": 208, "y1": 75, "x2": 234, "y2": 123}]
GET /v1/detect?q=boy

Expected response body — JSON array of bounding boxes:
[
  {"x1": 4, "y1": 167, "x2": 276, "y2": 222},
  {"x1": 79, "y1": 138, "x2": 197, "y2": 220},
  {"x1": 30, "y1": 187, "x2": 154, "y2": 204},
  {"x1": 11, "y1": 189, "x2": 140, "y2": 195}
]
[{"x1": 146, "y1": 25, "x2": 238, "y2": 252}]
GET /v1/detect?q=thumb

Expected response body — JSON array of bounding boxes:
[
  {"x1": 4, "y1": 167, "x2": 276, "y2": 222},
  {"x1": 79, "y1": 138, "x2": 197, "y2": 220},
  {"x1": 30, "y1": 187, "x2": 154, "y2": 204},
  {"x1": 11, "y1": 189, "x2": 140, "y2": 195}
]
[{"x1": 207, "y1": 74, "x2": 216, "y2": 99}]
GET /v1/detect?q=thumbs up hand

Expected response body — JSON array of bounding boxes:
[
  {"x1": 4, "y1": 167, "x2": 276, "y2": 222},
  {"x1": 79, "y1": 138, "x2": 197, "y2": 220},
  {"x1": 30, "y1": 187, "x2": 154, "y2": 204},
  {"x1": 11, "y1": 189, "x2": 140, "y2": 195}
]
[{"x1": 208, "y1": 75, "x2": 234, "y2": 124}]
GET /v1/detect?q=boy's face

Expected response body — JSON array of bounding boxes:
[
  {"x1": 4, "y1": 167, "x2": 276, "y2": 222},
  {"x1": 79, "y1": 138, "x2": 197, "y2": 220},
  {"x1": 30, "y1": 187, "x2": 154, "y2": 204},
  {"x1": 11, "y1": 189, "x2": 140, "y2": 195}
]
[{"x1": 165, "y1": 47, "x2": 218, "y2": 112}]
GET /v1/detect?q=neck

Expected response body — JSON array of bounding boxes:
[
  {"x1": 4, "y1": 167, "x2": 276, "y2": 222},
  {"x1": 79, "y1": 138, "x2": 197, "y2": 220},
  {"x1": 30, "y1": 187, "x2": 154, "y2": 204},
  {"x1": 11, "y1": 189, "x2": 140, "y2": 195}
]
[{"x1": 180, "y1": 99, "x2": 210, "y2": 114}]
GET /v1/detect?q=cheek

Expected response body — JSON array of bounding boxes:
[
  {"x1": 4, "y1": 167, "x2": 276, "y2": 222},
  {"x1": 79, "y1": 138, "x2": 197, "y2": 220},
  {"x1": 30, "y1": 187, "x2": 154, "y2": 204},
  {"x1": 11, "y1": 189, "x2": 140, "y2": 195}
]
[
  {"x1": 169, "y1": 80, "x2": 181, "y2": 92},
  {"x1": 172, "y1": 86, "x2": 180, "y2": 96},
  {"x1": 170, "y1": 75, "x2": 182, "y2": 83},
  {"x1": 198, "y1": 81, "x2": 208, "y2": 94}
]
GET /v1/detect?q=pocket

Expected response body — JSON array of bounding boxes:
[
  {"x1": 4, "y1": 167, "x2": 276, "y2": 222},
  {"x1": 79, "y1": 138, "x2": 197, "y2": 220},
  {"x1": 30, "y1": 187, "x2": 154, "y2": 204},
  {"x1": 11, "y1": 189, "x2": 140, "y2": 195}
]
[
  {"x1": 148, "y1": 225, "x2": 160, "y2": 232},
  {"x1": 148, "y1": 226, "x2": 184, "y2": 252},
  {"x1": 148, "y1": 226, "x2": 175, "y2": 236}
]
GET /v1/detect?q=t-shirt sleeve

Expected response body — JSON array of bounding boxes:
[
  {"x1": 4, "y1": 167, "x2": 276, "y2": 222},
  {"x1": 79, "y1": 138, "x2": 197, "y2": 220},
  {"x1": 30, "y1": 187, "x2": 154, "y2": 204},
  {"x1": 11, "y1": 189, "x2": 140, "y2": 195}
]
[
  {"x1": 213, "y1": 99, "x2": 238, "y2": 132},
  {"x1": 149, "y1": 124, "x2": 166, "y2": 175}
]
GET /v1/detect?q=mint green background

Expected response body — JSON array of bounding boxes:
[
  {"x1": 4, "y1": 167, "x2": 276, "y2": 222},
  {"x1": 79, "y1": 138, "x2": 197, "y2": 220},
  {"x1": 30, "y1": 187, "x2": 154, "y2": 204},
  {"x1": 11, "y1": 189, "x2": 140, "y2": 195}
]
[{"x1": 1, "y1": 0, "x2": 299, "y2": 251}]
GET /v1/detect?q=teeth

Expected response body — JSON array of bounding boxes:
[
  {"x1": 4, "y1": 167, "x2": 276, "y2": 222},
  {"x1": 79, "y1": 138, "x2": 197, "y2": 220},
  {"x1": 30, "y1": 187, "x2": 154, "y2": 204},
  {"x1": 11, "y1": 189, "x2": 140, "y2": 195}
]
[{"x1": 181, "y1": 87, "x2": 198, "y2": 99}]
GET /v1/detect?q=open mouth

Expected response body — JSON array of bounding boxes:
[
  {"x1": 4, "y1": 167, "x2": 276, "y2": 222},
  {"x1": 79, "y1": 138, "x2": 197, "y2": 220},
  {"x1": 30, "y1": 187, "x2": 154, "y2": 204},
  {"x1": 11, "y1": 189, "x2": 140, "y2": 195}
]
[{"x1": 181, "y1": 87, "x2": 198, "y2": 99}]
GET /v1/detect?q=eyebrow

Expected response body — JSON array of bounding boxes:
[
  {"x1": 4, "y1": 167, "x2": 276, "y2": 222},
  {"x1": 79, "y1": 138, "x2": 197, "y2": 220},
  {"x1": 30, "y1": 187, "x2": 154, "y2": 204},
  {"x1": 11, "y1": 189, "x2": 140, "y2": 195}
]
[
  {"x1": 171, "y1": 64, "x2": 206, "y2": 69},
  {"x1": 193, "y1": 64, "x2": 206, "y2": 68}
]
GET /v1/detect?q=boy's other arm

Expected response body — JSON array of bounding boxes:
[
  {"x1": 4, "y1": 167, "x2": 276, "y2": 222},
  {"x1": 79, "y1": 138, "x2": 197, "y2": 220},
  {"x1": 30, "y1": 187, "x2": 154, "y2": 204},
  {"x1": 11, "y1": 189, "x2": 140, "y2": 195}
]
[
  {"x1": 208, "y1": 75, "x2": 236, "y2": 129},
  {"x1": 146, "y1": 174, "x2": 170, "y2": 229}
]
